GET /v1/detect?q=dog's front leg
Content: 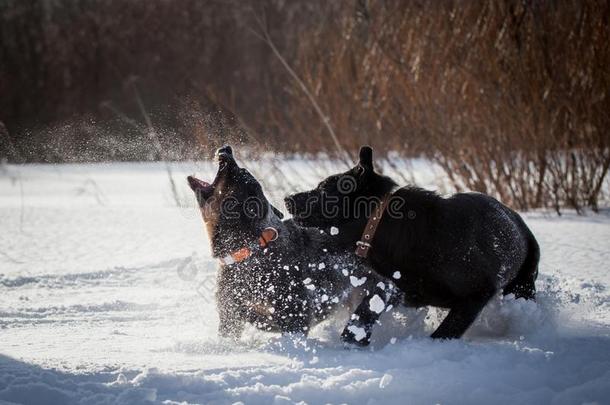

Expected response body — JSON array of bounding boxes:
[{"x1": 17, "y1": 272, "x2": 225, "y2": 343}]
[
  {"x1": 341, "y1": 282, "x2": 400, "y2": 347},
  {"x1": 216, "y1": 285, "x2": 246, "y2": 339},
  {"x1": 217, "y1": 302, "x2": 246, "y2": 340},
  {"x1": 430, "y1": 292, "x2": 493, "y2": 339}
]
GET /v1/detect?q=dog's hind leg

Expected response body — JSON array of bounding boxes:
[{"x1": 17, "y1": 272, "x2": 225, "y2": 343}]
[
  {"x1": 341, "y1": 283, "x2": 402, "y2": 347},
  {"x1": 503, "y1": 234, "x2": 539, "y2": 300},
  {"x1": 430, "y1": 292, "x2": 493, "y2": 339}
]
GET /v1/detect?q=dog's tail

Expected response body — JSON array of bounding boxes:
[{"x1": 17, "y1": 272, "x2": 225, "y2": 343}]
[{"x1": 503, "y1": 229, "x2": 540, "y2": 300}]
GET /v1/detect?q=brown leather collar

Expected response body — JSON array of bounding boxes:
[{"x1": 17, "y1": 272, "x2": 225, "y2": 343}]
[
  {"x1": 219, "y1": 227, "x2": 278, "y2": 265},
  {"x1": 355, "y1": 194, "x2": 390, "y2": 258}
]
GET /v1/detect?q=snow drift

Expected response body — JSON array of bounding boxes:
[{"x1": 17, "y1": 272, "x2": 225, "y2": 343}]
[{"x1": 0, "y1": 162, "x2": 609, "y2": 404}]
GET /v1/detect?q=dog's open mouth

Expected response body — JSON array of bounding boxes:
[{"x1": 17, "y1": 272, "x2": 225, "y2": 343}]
[
  {"x1": 187, "y1": 175, "x2": 214, "y2": 198},
  {"x1": 216, "y1": 150, "x2": 232, "y2": 172},
  {"x1": 187, "y1": 146, "x2": 235, "y2": 200},
  {"x1": 217, "y1": 156, "x2": 228, "y2": 172}
]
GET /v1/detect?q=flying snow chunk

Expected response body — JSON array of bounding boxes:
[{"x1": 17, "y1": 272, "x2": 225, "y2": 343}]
[
  {"x1": 303, "y1": 278, "x2": 312, "y2": 284},
  {"x1": 330, "y1": 226, "x2": 339, "y2": 235},
  {"x1": 269, "y1": 307, "x2": 275, "y2": 314},
  {"x1": 318, "y1": 263, "x2": 326, "y2": 270},
  {"x1": 390, "y1": 337, "x2": 397, "y2": 344},
  {"x1": 342, "y1": 269, "x2": 349, "y2": 276},
  {"x1": 379, "y1": 373, "x2": 393, "y2": 389},
  {"x1": 283, "y1": 265, "x2": 290, "y2": 270},
  {"x1": 393, "y1": 271, "x2": 401, "y2": 279},
  {"x1": 331, "y1": 297, "x2": 339, "y2": 303},
  {"x1": 376, "y1": 282, "x2": 385, "y2": 289},
  {"x1": 306, "y1": 284, "x2": 316, "y2": 290},
  {"x1": 347, "y1": 325, "x2": 367, "y2": 341},
  {"x1": 369, "y1": 294, "x2": 385, "y2": 314},
  {"x1": 321, "y1": 294, "x2": 329, "y2": 302},
  {"x1": 350, "y1": 276, "x2": 367, "y2": 287}
]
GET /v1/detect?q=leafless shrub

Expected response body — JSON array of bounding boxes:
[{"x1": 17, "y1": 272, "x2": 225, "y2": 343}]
[
  {"x1": 2, "y1": 0, "x2": 608, "y2": 212},
  {"x1": 260, "y1": 0, "x2": 609, "y2": 213}
]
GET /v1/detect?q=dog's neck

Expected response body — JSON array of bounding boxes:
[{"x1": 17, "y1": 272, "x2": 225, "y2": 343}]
[
  {"x1": 324, "y1": 188, "x2": 397, "y2": 253},
  {"x1": 209, "y1": 203, "x2": 285, "y2": 259},
  {"x1": 327, "y1": 218, "x2": 369, "y2": 247}
]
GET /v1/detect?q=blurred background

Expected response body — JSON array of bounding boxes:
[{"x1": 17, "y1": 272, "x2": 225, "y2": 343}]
[{"x1": 1, "y1": 0, "x2": 609, "y2": 212}]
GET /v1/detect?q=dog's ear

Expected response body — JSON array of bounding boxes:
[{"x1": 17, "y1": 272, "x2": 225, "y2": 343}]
[
  {"x1": 358, "y1": 145, "x2": 374, "y2": 173},
  {"x1": 270, "y1": 204, "x2": 284, "y2": 219}
]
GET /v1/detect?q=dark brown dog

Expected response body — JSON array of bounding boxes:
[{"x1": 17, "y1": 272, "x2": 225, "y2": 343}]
[{"x1": 188, "y1": 146, "x2": 389, "y2": 340}]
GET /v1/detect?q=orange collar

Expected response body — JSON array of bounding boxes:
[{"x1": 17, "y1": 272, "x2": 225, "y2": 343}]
[{"x1": 219, "y1": 227, "x2": 279, "y2": 265}]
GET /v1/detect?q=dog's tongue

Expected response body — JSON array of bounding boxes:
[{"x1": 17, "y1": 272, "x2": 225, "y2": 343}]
[{"x1": 187, "y1": 175, "x2": 212, "y2": 192}]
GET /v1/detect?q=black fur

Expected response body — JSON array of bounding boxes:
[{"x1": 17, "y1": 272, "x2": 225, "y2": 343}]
[
  {"x1": 188, "y1": 146, "x2": 385, "y2": 339},
  {"x1": 286, "y1": 146, "x2": 540, "y2": 343}
]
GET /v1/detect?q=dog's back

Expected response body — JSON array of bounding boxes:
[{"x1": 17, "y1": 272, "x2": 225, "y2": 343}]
[{"x1": 370, "y1": 186, "x2": 538, "y2": 305}]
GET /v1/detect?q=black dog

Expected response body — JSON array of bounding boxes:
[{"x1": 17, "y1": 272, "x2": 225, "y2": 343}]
[
  {"x1": 187, "y1": 146, "x2": 387, "y2": 340},
  {"x1": 285, "y1": 146, "x2": 540, "y2": 345}
]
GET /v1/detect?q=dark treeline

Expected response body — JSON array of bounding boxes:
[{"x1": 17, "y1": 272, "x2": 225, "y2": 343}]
[
  {"x1": 1, "y1": 0, "x2": 609, "y2": 212},
  {"x1": 0, "y1": 0, "x2": 329, "y2": 161}
]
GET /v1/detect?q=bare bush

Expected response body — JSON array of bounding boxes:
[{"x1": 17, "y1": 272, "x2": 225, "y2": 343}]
[
  {"x1": 259, "y1": 0, "x2": 609, "y2": 213},
  {"x1": 2, "y1": 0, "x2": 608, "y2": 212}
]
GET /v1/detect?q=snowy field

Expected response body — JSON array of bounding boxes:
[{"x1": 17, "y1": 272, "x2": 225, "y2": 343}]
[{"x1": 0, "y1": 160, "x2": 609, "y2": 405}]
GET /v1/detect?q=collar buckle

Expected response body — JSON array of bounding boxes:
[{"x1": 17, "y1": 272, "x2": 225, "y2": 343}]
[{"x1": 355, "y1": 194, "x2": 390, "y2": 258}]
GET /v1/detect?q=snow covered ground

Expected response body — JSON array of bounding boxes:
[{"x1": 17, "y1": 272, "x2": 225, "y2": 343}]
[{"x1": 0, "y1": 160, "x2": 609, "y2": 405}]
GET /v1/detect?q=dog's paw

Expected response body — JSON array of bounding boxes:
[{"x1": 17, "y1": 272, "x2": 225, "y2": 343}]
[{"x1": 341, "y1": 324, "x2": 371, "y2": 347}]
